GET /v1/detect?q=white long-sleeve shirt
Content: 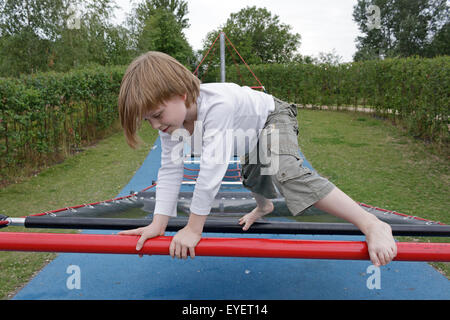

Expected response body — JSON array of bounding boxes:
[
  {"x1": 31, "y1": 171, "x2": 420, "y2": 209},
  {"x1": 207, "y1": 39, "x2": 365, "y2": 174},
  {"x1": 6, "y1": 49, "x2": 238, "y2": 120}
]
[{"x1": 154, "y1": 82, "x2": 275, "y2": 216}]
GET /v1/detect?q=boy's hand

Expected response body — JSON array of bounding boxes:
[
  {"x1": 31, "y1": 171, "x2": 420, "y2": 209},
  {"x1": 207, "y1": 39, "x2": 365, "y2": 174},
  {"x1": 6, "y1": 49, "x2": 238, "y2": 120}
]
[
  {"x1": 170, "y1": 226, "x2": 202, "y2": 259},
  {"x1": 364, "y1": 220, "x2": 397, "y2": 266},
  {"x1": 118, "y1": 214, "x2": 169, "y2": 256},
  {"x1": 170, "y1": 212, "x2": 206, "y2": 259},
  {"x1": 118, "y1": 223, "x2": 164, "y2": 251}
]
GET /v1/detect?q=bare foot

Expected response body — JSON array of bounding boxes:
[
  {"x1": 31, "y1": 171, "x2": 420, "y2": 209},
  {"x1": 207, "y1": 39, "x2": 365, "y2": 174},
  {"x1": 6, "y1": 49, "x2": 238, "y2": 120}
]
[
  {"x1": 239, "y1": 201, "x2": 274, "y2": 231},
  {"x1": 364, "y1": 219, "x2": 397, "y2": 266}
]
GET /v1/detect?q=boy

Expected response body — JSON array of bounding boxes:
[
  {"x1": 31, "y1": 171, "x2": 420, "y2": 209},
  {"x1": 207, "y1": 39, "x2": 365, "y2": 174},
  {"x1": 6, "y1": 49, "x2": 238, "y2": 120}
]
[{"x1": 118, "y1": 51, "x2": 397, "y2": 267}]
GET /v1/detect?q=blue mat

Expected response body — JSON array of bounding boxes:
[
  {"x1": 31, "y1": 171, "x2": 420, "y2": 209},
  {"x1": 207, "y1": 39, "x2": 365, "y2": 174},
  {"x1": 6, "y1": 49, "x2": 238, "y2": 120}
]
[{"x1": 13, "y1": 137, "x2": 450, "y2": 300}]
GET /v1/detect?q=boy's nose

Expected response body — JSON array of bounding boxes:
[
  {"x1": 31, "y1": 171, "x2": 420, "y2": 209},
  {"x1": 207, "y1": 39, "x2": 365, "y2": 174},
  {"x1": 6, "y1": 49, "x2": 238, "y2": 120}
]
[{"x1": 147, "y1": 118, "x2": 160, "y2": 130}]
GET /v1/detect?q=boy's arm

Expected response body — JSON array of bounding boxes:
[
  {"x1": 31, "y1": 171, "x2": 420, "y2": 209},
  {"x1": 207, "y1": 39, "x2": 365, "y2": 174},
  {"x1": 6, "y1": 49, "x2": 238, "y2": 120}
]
[
  {"x1": 169, "y1": 103, "x2": 235, "y2": 259},
  {"x1": 186, "y1": 211, "x2": 207, "y2": 234},
  {"x1": 189, "y1": 103, "x2": 235, "y2": 216},
  {"x1": 153, "y1": 213, "x2": 170, "y2": 230},
  {"x1": 154, "y1": 130, "x2": 185, "y2": 217}
]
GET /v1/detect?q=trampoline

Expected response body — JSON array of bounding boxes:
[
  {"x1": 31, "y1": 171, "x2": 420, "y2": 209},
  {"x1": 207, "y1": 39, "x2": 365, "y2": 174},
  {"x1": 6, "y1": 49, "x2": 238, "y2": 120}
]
[{"x1": 1, "y1": 136, "x2": 449, "y2": 300}]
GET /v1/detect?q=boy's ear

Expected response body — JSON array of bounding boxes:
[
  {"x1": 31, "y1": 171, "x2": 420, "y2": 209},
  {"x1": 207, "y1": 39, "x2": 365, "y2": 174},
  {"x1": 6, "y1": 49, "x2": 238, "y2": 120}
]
[{"x1": 182, "y1": 93, "x2": 187, "y2": 101}]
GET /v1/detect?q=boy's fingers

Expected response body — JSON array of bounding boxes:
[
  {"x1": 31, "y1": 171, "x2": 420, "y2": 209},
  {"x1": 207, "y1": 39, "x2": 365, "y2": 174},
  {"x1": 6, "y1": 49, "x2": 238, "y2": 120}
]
[
  {"x1": 378, "y1": 252, "x2": 387, "y2": 266},
  {"x1": 136, "y1": 231, "x2": 154, "y2": 251},
  {"x1": 369, "y1": 250, "x2": 380, "y2": 267},
  {"x1": 182, "y1": 246, "x2": 188, "y2": 259},
  {"x1": 175, "y1": 242, "x2": 182, "y2": 259},
  {"x1": 118, "y1": 229, "x2": 137, "y2": 235},
  {"x1": 189, "y1": 247, "x2": 196, "y2": 259},
  {"x1": 169, "y1": 239, "x2": 176, "y2": 258},
  {"x1": 118, "y1": 227, "x2": 145, "y2": 236},
  {"x1": 385, "y1": 251, "x2": 393, "y2": 264},
  {"x1": 392, "y1": 245, "x2": 398, "y2": 257},
  {"x1": 136, "y1": 236, "x2": 146, "y2": 251}
]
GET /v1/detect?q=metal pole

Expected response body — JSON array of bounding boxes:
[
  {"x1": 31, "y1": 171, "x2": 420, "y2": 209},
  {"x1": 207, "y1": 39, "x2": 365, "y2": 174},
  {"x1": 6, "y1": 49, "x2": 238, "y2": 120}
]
[
  {"x1": 1, "y1": 232, "x2": 449, "y2": 261},
  {"x1": 220, "y1": 32, "x2": 225, "y2": 82},
  {"x1": 14, "y1": 216, "x2": 450, "y2": 237}
]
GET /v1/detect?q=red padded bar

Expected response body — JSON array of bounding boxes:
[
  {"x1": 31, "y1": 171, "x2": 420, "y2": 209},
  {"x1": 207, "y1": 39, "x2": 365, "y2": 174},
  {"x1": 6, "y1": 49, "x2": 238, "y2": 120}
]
[{"x1": 0, "y1": 232, "x2": 449, "y2": 262}]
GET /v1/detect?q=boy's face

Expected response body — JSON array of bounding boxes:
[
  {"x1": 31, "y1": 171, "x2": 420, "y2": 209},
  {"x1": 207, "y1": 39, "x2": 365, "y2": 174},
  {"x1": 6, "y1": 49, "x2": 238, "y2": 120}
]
[{"x1": 143, "y1": 95, "x2": 187, "y2": 134}]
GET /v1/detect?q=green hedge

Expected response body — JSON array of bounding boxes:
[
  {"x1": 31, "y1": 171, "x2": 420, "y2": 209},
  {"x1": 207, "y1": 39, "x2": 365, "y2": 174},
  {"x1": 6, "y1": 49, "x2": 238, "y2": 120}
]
[
  {"x1": 226, "y1": 56, "x2": 449, "y2": 144},
  {"x1": 1, "y1": 56, "x2": 448, "y2": 179},
  {"x1": 0, "y1": 65, "x2": 126, "y2": 177}
]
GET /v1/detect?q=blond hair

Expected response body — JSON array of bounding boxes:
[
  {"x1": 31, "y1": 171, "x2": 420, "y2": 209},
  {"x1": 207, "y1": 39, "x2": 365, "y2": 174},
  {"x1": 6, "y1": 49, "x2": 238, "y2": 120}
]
[{"x1": 118, "y1": 51, "x2": 200, "y2": 148}]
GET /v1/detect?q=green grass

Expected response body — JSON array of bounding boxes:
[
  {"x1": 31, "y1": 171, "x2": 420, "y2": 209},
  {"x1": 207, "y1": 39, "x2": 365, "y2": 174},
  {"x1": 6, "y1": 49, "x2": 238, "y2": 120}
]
[
  {"x1": 0, "y1": 109, "x2": 448, "y2": 299},
  {"x1": 298, "y1": 110, "x2": 449, "y2": 225},
  {"x1": 0, "y1": 122, "x2": 158, "y2": 299}
]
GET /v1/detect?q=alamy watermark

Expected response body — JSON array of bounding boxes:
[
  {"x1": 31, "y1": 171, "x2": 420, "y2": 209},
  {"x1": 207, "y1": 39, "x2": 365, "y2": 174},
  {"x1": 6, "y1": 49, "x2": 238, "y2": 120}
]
[
  {"x1": 366, "y1": 5, "x2": 381, "y2": 30},
  {"x1": 64, "y1": 264, "x2": 381, "y2": 293},
  {"x1": 366, "y1": 265, "x2": 381, "y2": 290},
  {"x1": 66, "y1": 5, "x2": 81, "y2": 30},
  {"x1": 66, "y1": 265, "x2": 81, "y2": 290},
  {"x1": 168, "y1": 121, "x2": 280, "y2": 175}
]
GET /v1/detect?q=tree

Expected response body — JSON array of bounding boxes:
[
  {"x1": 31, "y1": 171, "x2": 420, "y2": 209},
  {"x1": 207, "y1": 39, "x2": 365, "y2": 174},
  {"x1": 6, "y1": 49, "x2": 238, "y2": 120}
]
[
  {"x1": 52, "y1": 0, "x2": 122, "y2": 70},
  {"x1": 0, "y1": 0, "x2": 127, "y2": 76},
  {"x1": 316, "y1": 49, "x2": 343, "y2": 66},
  {"x1": 353, "y1": 0, "x2": 449, "y2": 61},
  {"x1": 126, "y1": 0, "x2": 192, "y2": 65},
  {"x1": 137, "y1": 0, "x2": 189, "y2": 29},
  {"x1": 426, "y1": 21, "x2": 449, "y2": 56},
  {"x1": 104, "y1": 24, "x2": 134, "y2": 66},
  {"x1": 0, "y1": 0, "x2": 66, "y2": 75},
  {"x1": 137, "y1": 8, "x2": 193, "y2": 64},
  {"x1": 202, "y1": 6, "x2": 301, "y2": 65}
]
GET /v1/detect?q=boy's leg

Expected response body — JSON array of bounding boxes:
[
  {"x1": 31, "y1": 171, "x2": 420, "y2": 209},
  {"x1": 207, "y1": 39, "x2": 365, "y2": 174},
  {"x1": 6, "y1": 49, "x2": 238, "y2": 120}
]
[
  {"x1": 314, "y1": 186, "x2": 397, "y2": 266},
  {"x1": 239, "y1": 192, "x2": 274, "y2": 231},
  {"x1": 240, "y1": 97, "x2": 397, "y2": 266}
]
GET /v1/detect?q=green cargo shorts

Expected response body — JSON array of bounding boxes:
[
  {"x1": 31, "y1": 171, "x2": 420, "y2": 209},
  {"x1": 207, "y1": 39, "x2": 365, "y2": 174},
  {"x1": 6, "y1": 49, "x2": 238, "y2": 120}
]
[{"x1": 240, "y1": 97, "x2": 335, "y2": 216}]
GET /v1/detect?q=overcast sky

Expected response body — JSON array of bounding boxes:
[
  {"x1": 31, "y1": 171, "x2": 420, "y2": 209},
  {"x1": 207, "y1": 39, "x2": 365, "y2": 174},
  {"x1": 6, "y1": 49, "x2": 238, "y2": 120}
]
[{"x1": 113, "y1": 0, "x2": 363, "y2": 62}]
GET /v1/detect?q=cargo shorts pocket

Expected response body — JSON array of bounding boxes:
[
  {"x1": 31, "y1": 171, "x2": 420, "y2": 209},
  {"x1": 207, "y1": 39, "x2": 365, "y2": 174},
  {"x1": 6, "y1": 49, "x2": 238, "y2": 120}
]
[
  {"x1": 240, "y1": 156, "x2": 279, "y2": 199},
  {"x1": 276, "y1": 157, "x2": 313, "y2": 184},
  {"x1": 273, "y1": 152, "x2": 335, "y2": 206},
  {"x1": 265, "y1": 121, "x2": 300, "y2": 174}
]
